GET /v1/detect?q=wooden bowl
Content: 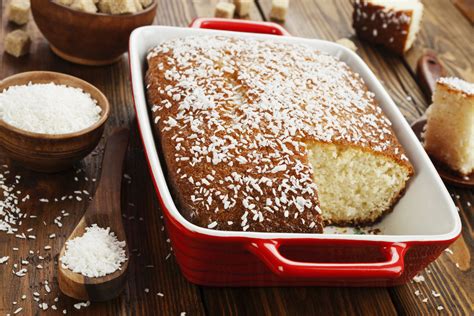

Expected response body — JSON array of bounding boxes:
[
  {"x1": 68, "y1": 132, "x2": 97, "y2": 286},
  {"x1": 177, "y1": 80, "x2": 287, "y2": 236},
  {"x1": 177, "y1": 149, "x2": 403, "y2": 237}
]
[
  {"x1": 0, "y1": 71, "x2": 110, "y2": 173},
  {"x1": 31, "y1": 0, "x2": 157, "y2": 66}
]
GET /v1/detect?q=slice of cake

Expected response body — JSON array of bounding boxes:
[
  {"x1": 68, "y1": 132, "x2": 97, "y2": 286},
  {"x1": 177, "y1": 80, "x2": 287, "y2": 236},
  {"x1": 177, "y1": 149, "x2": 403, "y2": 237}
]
[
  {"x1": 424, "y1": 77, "x2": 474, "y2": 175},
  {"x1": 146, "y1": 36, "x2": 413, "y2": 232},
  {"x1": 353, "y1": 0, "x2": 423, "y2": 55}
]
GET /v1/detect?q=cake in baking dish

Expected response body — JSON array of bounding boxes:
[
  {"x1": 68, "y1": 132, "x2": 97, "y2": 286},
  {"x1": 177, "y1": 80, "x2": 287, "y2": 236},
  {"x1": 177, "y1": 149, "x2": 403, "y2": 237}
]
[
  {"x1": 424, "y1": 77, "x2": 474, "y2": 176},
  {"x1": 353, "y1": 0, "x2": 423, "y2": 55},
  {"x1": 145, "y1": 36, "x2": 413, "y2": 232}
]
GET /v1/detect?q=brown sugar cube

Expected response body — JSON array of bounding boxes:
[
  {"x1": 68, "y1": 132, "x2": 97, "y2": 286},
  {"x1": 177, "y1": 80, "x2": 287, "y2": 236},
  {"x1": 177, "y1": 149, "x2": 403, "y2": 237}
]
[
  {"x1": 97, "y1": 0, "x2": 112, "y2": 13},
  {"x1": 140, "y1": 0, "x2": 153, "y2": 8},
  {"x1": 56, "y1": 0, "x2": 74, "y2": 5},
  {"x1": 233, "y1": 0, "x2": 251, "y2": 17},
  {"x1": 6, "y1": 0, "x2": 31, "y2": 25},
  {"x1": 215, "y1": 2, "x2": 235, "y2": 19},
  {"x1": 4, "y1": 30, "x2": 31, "y2": 58},
  {"x1": 270, "y1": 0, "x2": 289, "y2": 21},
  {"x1": 71, "y1": 0, "x2": 98, "y2": 13},
  {"x1": 115, "y1": 0, "x2": 142, "y2": 13}
]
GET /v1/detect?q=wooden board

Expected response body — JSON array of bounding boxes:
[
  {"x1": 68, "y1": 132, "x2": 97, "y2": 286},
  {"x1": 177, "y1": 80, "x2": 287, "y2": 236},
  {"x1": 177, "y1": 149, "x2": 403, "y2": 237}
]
[{"x1": 0, "y1": 0, "x2": 472, "y2": 315}]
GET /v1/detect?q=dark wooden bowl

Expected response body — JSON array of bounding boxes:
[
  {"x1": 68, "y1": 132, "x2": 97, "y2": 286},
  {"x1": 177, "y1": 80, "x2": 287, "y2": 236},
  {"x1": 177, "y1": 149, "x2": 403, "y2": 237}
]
[
  {"x1": 31, "y1": 0, "x2": 157, "y2": 66},
  {"x1": 0, "y1": 71, "x2": 110, "y2": 173}
]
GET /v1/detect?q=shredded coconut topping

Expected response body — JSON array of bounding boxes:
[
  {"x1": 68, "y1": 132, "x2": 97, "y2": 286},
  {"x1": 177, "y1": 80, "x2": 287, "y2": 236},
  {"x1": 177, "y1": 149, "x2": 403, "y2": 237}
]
[
  {"x1": 438, "y1": 77, "x2": 474, "y2": 96},
  {"x1": 146, "y1": 36, "x2": 405, "y2": 232}
]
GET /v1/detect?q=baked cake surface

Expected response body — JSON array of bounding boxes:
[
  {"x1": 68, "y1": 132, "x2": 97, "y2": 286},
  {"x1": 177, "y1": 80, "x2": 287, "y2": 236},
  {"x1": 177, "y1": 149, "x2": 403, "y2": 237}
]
[
  {"x1": 146, "y1": 36, "x2": 413, "y2": 232},
  {"x1": 424, "y1": 77, "x2": 474, "y2": 175}
]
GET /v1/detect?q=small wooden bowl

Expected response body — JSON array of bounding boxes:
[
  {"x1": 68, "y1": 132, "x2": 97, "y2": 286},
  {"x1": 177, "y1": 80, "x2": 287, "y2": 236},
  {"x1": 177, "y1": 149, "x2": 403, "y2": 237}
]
[
  {"x1": 31, "y1": 0, "x2": 157, "y2": 66},
  {"x1": 0, "y1": 71, "x2": 110, "y2": 173}
]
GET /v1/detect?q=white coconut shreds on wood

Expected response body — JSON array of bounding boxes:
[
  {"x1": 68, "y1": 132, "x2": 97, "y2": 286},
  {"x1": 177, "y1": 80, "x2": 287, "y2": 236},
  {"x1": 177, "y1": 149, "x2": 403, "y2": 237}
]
[
  {"x1": 0, "y1": 82, "x2": 101, "y2": 134},
  {"x1": 60, "y1": 224, "x2": 127, "y2": 278}
]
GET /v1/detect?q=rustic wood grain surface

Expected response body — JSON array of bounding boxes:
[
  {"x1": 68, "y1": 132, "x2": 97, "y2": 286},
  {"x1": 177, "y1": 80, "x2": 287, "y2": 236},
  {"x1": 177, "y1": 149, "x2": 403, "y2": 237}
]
[{"x1": 0, "y1": 0, "x2": 472, "y2": 315}]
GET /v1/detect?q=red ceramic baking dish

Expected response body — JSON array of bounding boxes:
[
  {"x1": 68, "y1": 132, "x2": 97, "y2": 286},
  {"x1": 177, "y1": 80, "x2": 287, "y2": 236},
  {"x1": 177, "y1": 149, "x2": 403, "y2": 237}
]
[{"x1": 129, "y1": 18, "x2": 461, "y2": 287}]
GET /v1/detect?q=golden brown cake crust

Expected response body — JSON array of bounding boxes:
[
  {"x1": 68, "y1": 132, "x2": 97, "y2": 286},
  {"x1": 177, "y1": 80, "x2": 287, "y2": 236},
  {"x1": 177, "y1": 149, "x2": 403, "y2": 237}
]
[
  {"x1": 353, "y1": 0, "x2": 413, "y2": 55},
  {"x1": 145, "y1": 36, "x2": 412, "y2": 233}
]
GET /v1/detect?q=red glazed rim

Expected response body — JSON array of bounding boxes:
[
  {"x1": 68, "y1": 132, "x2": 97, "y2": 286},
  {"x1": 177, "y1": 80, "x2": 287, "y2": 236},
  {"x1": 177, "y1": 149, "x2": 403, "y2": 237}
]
[
  {"x1": 189, "y1": 17, "x2": 291, "y2": 36},
  {"x1": 128, "y1": 19, "x2": 462, "y2": 280}
]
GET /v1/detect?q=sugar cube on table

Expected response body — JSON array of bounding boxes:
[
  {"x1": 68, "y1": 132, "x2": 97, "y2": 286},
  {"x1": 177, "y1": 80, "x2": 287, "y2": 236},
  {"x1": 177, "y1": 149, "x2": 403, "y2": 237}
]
[
  {"x1": 234, "y1": 0, "x2": 251, "y2": 17},
  {"x1": 4, "y1": 30, "x2": 31, "y2": 58},
  {"x1": 336, "y1": 38, "x2": 358, "y2": 51},
  {"x1": 270, "y1": 0, "x2": 289, "y2": 22},
  {"x1": 215, "y1": 2, "x2": 235, "y2": 19},
  {"x1": 113, "y1": 0, "x2": 142, "y2": 14},
  {"x1": 7, "y1": 0, "x2": 31, "y2": 25},
  {"x1": 71, "y1": 0, "x2": 98, "y2": 13}
]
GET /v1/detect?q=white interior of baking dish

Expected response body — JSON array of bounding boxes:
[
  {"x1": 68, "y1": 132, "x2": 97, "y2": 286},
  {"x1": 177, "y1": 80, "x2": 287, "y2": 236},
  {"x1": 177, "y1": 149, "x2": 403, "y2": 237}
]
[{"x1": 129, "y1": 26, "x2": 461, "y2": 242}]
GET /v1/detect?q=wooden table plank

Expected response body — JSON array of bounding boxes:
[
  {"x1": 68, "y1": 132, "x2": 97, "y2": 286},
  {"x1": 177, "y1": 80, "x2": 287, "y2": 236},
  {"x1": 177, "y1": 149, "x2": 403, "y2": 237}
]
[
  {"x1": 257, "y1": 0, "x2": 473, "y2": 315},
  {"x1": 0, "y1": 1, "x2": 207, "y2": 315}
]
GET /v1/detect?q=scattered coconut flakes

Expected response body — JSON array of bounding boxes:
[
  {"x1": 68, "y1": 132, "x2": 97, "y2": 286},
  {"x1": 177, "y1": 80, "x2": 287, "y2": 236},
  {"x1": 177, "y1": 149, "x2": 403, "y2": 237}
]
[
  {"x1": 413, "y1": 274, "x2": 425, "y2": 283},
  {"x1": 73, "y1": 301, "x2": 90, "y2": 310},
  {"x1": 444, "y1": 248, "x2": 453, "y2": 255},
  {"x1": 13, "y1": 307, "x2": 23, "y2": 314},
  {"x1": 432, "y1": 290, "x2": 441, "y2": 298},
  {"x1": 157, "y1": 292, "x2": 164, "y2": 297},
  {"x1": 14, "y1": 268, "x2": 27, "y2": 277},
  {"x1": 0, "y1": 256, "x2": 9, "y2": 264},
  {"x1": 437, "y1": 305, "x2": 444, "y2": 311}
]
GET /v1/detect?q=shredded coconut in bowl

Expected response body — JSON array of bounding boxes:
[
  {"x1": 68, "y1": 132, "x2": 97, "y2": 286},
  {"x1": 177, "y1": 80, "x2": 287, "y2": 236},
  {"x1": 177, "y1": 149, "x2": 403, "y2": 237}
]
[
  {"x1": 60, "y1": 224, "x2": 127, "y2": 278},
  {"x1": 0, "y1": 82, "x2": 102, "y2": 134}
]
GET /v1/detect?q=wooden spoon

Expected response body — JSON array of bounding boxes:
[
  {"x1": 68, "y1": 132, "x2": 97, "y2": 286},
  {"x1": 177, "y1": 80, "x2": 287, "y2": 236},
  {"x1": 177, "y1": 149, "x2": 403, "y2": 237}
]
[
  {"x1": 412, "y1": 52, "x2": 474, "y2": 188},
  {"x1": 58, "y1": 127, "x2": 130, "y2": 301}
]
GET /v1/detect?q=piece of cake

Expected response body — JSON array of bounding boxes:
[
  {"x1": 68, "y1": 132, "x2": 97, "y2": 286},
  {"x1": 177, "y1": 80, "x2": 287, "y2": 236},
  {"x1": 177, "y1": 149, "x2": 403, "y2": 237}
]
[
  {"x1": 6, "y1": 0, "x2": 31, "y2": 25},
  {"x1": 145, "y1": 36, "x2": 413, "y2": 232},
  {"x1": 4, "y1": 30, "x2": 31, "y2": 57},
  {"x1": 270, "y1": 0, "x2": 289, "y2": 21},
  {"x1": 353, "y1": 0, "x2": 423, "y2": 55},
  {"x1": 71, "y1": 0, "x2": 97, "y2": 13},
  {"x1": 233, "y1": 0, "x2": 251, "y2": 17},
  {"x1": 215, "y1": 2, "x2": 235, "y2": 18},
  {"x1": 424, "y1": 77, "x2": 474, "y2": 175}
]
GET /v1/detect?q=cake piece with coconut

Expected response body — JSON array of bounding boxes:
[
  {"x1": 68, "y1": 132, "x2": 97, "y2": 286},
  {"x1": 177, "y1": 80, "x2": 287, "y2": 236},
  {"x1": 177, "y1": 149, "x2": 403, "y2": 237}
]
[
  {"x1": 424, "y1": 77, "x2": 474, "y2": 176},
  {"x1": 352, "y1": 0, "x2": 423, "y2": 55}
]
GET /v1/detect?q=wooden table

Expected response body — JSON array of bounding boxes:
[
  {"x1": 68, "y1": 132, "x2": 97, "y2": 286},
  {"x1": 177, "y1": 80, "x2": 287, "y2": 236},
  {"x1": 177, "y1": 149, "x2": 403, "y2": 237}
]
[{"x1": 1, "y1": 0, "x2": 472, "y2": 315}]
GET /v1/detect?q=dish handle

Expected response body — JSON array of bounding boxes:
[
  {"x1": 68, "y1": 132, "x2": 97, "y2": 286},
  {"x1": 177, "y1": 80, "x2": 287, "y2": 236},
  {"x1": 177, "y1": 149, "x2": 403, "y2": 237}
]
[
  {"x1": 189, "y1": 17, "x2": 291, "y2": 36},
  {"x1": 247, "y1": 240, "x2": 407, "y2": 279}
]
